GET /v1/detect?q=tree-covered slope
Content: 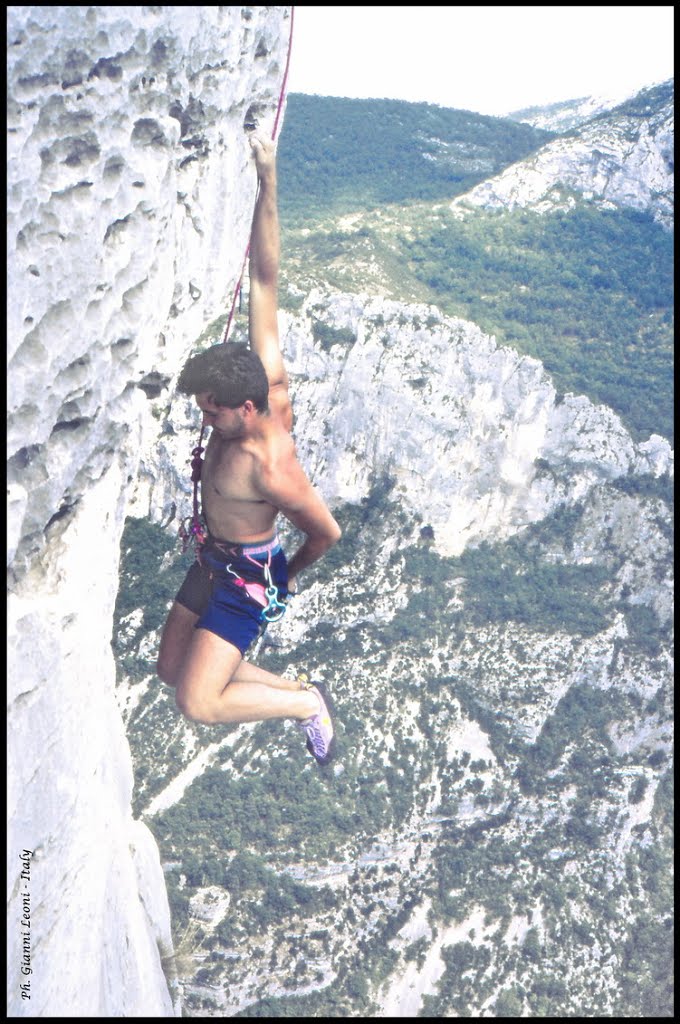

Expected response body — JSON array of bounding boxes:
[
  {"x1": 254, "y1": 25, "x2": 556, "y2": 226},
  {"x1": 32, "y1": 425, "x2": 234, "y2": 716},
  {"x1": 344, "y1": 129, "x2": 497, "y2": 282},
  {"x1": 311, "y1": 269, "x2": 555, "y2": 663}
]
[
  {"x1": 277, "y1": 94, "x2": 555, "y2": 224},
  {"x1": 404, "y1": 206, "x2": 674, "y2": 443}
]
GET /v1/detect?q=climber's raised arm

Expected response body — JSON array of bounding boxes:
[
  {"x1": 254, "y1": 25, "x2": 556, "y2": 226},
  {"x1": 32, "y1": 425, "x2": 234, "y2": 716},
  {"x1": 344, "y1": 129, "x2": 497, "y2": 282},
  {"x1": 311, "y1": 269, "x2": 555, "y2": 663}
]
[
  {"x1": 157, "y1": 127, "x2": 339, "y2": 770},
  {"x1": 247, "y1": 132, "x2": 291, "y2": 426}
]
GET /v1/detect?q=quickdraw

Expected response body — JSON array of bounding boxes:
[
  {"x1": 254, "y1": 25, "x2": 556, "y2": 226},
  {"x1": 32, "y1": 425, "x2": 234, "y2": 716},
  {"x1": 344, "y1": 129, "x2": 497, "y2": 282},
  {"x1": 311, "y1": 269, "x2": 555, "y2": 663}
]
[
  {"x1": 178, "y1": 425, "x2": 207, "y2": 555},
  {"x1": 178, "y1": 513, "x2": 207, "y2": 555}
]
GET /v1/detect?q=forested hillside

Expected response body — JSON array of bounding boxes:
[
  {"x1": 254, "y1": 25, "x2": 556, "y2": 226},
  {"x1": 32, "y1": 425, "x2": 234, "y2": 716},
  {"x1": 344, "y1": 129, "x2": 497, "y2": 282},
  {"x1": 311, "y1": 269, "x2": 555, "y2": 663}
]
[
  {"x1": 404, "y1": 206, "x2": 673, "y2": 442},
  {"x1": 276, "y1": 92, "x2": 674, "y2": 444},
  {"x1": 276, "y1": 94, "x2": 555, "y2": 223}
]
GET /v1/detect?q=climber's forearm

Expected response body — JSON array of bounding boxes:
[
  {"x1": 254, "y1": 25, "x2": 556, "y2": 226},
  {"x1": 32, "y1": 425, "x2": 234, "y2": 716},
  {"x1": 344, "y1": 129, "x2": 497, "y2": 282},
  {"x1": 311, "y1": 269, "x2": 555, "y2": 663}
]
[{"x1": 249, "y1": 151, "x2": 279, "y2": 289}]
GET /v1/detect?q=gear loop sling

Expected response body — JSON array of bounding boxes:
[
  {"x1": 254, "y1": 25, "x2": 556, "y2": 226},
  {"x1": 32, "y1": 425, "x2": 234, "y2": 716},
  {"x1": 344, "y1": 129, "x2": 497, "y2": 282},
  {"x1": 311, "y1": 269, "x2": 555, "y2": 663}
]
[{"x1": 178, "y1": 7, "x2": 295, "y2": 620}]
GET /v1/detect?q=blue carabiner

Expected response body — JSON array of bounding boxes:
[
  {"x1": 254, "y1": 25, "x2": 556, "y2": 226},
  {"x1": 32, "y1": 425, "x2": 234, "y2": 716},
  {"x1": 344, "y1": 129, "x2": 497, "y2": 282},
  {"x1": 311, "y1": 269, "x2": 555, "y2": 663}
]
[
  {"x1": 263, "y1": 586, "x2": 287, "y2": 622},
  {"x1": 262, "y1": 563, "x2": 287, "y2": 622}
]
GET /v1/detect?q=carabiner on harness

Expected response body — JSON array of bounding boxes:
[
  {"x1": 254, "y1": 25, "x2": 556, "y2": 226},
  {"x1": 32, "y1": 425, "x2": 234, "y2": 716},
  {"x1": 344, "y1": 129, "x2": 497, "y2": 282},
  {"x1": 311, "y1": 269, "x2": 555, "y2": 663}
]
[
  {"x1": 179, "y1": 514, "x2": 207, "y2": 555},
  {"x1": 263, "y1": 563, "x2": 287, "y2": 622}
]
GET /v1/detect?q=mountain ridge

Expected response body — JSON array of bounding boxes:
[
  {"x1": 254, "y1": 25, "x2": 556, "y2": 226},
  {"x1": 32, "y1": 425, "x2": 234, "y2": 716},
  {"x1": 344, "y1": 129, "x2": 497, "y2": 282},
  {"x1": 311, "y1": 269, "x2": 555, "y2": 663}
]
[
  {"x1": 454, "y1": 78, "x2": 673, "y2": 229},
  {"x1": 505, "y1": 78, "x2": 673, "y2": 132},
  {"x1": 276, "y1": 92, "x2": 557, "y2": 223}
]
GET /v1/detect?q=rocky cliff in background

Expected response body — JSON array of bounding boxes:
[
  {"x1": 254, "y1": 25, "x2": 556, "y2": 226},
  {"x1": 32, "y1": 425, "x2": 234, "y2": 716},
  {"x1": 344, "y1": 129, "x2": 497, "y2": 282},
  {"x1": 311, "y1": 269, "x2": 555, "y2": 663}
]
[
  {"x1": 455, "y1": 82, "x2": 674, "y2": 228},
  {"x1": 6, "y1": 5, "x2": 292, "y2": 1016},
  {"x1": 505, "y1": 83, "x2": 652, "y2": 133},
  {"x1": 136, "y1": 291, "x2": 672, "y2": 557}
]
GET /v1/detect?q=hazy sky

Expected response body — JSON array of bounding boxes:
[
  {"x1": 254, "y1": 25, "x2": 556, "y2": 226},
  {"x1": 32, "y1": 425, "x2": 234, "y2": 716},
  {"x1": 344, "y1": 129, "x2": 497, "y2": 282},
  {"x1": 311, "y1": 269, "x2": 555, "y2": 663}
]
[{"x1": 286, "y1": 5, "x2": 674, "y2": 116}]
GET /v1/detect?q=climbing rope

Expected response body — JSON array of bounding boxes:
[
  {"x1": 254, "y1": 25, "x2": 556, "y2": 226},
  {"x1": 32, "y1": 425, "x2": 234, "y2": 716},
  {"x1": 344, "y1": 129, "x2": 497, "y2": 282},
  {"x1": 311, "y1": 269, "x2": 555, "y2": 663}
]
[
  {"x1": 220, "y1": 4, "x2": 295, "y2": 346},
  {"x1": 179, "y1": 6, "x2": 295, "y2": 555}
]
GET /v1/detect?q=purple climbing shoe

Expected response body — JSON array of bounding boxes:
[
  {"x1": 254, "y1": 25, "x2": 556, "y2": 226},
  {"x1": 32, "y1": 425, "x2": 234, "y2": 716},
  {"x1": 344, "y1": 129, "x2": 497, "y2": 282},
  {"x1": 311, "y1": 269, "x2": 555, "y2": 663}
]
[{"x1": 298, "y1": 681, "x2": 336, "y2": 766}]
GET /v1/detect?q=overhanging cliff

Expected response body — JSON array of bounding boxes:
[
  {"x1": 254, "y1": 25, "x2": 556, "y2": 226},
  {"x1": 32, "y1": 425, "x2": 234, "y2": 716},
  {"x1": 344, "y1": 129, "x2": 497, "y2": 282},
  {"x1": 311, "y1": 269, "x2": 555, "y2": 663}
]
[{"x1": 6, "y1": 6, "x2": 292, "y2": 1016}]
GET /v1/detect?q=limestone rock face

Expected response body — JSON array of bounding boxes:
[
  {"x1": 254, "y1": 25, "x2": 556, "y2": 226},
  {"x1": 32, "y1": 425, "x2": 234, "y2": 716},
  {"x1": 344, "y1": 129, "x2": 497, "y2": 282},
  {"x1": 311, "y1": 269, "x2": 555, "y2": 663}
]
[
  {"x1": 137, "y1": 290, "x2": 671, "y2": 559},
  {"x1": 6, "y1": 5, "x2": 291, "y2": 1017},
  {"x1": 282, "y1": 294, "x2": 671, "y2": 558},
  {"x1": 454, "y1": 82, "x2": 674, "y2": 228}
]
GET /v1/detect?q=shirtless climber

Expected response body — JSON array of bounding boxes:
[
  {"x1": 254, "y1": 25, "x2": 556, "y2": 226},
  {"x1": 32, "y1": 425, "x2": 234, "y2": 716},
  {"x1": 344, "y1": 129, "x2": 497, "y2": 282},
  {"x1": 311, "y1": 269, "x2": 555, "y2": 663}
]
[{"x1": 156, "y1": 131, "x2": 341, "y2": 765}]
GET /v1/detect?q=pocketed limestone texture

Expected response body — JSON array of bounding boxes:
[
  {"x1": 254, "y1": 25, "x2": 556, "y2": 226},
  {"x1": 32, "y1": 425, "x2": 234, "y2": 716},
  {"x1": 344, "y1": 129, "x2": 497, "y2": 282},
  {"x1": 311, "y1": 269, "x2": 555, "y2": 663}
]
[{"x1": 7, "y1": 5, "x2": 291, "y2": 1016}]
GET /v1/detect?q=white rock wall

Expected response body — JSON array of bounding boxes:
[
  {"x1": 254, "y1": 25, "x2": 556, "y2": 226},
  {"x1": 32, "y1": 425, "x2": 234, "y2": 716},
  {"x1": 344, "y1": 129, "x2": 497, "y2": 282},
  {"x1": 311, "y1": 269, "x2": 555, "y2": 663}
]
[
  {"x1": 6, "y1": 5, "x2": 291, "y2": 1017},
  {"x1": 282, "y1": 293, "x2": 672, "y2": 557}
]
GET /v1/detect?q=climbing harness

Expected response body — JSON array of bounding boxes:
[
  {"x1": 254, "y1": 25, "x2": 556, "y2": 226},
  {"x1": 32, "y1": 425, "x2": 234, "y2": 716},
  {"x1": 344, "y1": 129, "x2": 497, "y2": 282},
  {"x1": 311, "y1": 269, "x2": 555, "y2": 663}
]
[
  {"x1": 179, "y1": 7, "x2": 295, "y2": 559},
  {"x1": 216, "y1": 551, "x2": 288, "y2": 623}
]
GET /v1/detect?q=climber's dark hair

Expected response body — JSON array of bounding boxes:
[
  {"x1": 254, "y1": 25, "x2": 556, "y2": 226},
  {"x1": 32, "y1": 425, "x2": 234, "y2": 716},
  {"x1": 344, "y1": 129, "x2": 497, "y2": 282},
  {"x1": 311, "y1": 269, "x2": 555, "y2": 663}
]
[{"x1": 177, "y1": 343, "x2": 269, "y2": 412}]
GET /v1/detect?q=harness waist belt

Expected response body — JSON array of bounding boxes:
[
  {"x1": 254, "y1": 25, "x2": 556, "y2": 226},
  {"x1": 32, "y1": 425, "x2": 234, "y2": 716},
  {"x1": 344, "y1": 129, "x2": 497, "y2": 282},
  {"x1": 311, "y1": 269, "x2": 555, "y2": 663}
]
[{"x1": 206, "y1": 534, "x2": 281, "y2": 558}]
